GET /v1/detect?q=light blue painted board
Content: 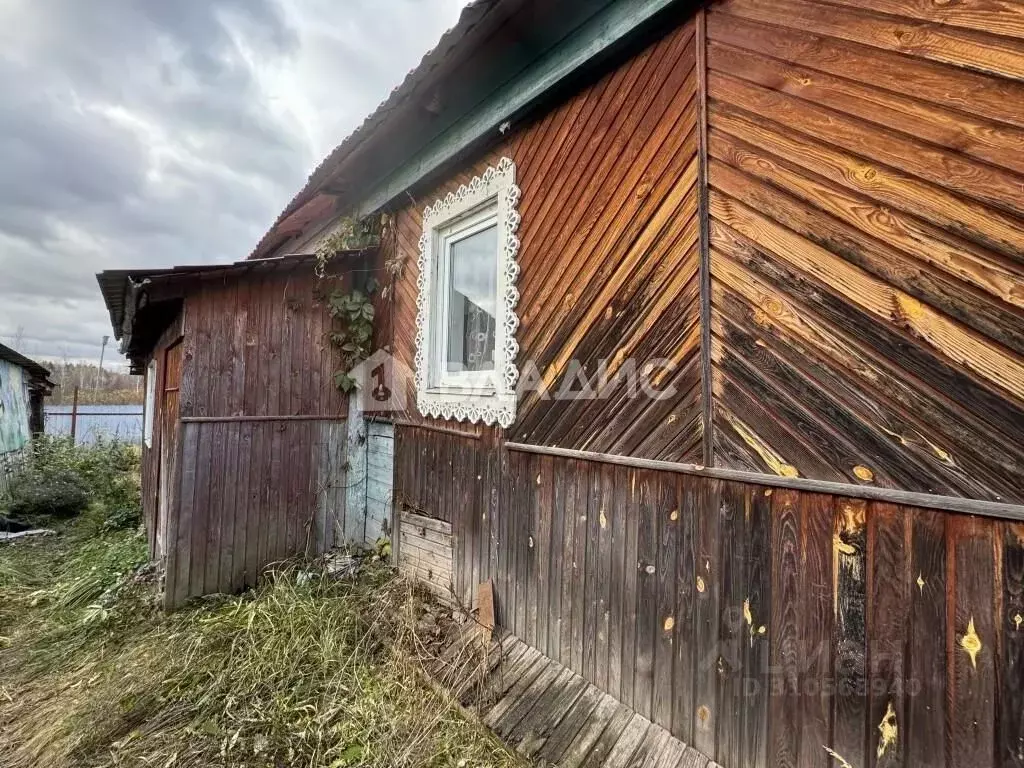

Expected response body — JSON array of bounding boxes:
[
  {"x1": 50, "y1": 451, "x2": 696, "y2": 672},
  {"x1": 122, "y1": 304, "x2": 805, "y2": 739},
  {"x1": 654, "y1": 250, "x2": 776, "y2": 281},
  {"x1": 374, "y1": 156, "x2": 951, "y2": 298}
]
[{"x1": 0, "y1": 359, "x2": 30, "y2": 455}]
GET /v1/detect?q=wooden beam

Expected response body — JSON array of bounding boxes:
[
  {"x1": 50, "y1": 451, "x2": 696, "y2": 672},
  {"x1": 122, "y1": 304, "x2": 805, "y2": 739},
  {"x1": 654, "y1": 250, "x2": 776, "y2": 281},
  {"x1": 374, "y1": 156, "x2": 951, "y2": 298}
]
[
  {"x1": 389, "y1": 417, "x2": 483, "y2": 441},
  {"x1": 181, "y1": 415, "x2": 347, "y2": 424},
  {"x1": 695, "y1": 7, "x2": 713, "y2": 467},
  {"x1": 502, "y1": 440, "x2": 1024, "y2": 522},
  {"x1": 356, "y1": 0, "x2": 682, "y2": 217}
]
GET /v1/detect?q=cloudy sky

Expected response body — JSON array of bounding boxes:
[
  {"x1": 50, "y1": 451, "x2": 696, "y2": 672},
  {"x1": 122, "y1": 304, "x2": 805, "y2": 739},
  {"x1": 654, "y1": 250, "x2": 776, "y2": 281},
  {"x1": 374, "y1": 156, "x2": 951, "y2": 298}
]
[{"x1": 0, "y1": 0, "x2": 466, "y2": 366}]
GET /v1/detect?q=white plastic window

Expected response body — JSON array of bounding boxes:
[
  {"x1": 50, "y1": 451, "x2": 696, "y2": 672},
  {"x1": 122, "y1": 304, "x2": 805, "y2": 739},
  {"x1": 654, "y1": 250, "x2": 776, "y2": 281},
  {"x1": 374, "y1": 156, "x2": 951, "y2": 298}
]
[{"x1": 414, "y1": 158, "x2": 521, "y2": 428}]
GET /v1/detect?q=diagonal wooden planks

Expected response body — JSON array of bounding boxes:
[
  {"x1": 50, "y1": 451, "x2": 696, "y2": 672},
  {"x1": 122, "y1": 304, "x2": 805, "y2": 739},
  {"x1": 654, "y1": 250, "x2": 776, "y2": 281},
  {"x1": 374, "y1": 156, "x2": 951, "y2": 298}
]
[
  {"x1": 706, "y1": 0, "x2": 1024, "y2": 504},
  {"x1": 445, "y1": 629, "x2": 712, "y2": 768},
  {"x1": 386, "y1": 18, "x2": 703, "y2": 462}
]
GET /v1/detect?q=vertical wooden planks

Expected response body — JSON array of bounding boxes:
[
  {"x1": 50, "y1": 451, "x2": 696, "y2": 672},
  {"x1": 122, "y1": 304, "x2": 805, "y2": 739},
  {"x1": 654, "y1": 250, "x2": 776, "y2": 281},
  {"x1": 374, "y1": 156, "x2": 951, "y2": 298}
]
[
  {"x1": 619, "y1": 468, "x2": 641, "y2": 711},
  {"x1": 535, "y1": 455, "x2": 554, "y2": 659},
  {"x1": 514, "y1": 449, "x2": 531, "y2": 641},
  {"x1": 798, "y1": 493, "x2": 833, "y2": 768},
  {"x1": 831, "y1": 498, "x2": 868, "y2": 768},
  {"x1": 495, "y1": 443, "x2": 512, "y2": 629},
  {"x1": 715, "y1": 481, "x2": 747, "y2": 767},
  {"x1": 634, "y1": 470, "x2": 660, "y2": 720},
  {"x1": 595, "y1": 464, "x2": 616, "y2": 693},
  {"x1": 653, "y1": 473, "x2": 679, "y2": 728},
  {"x1": 907, "y1": 508, "x2": 946, "y2": 768},
  {"x1": 190, "y1": 422, "x2": 214, "y2": 598},
  {"x1": 608, "y1": 464, "x2": 630, "y2": 703},
  {"x1": 693, "y1": 478, "x2": 721, "y2": 756},
  {"x1": 552, "y1": 456, "x2": 572, "y2": 667},
  {"x1": 583, "y1": 461, "x2": 602, "y2": 684},
  {"x1": 671, "y1": 476, "x2": 698, "y2": 745},
  {"x1": 167, "y1": 421, "x2": 198, "y2": 609},
  {"x1": 375, "y1": 445, "x2": 1023, "y2": 767},
  {"x1": 949, "y1": 516, "x2": 996, "y2": 768},
  {"x1": 453, "y1": 438, "x2": 468, "y2": 601},
  {"x1": 742, "y1": 486, "x2": 771, "y2": 768},
  {"x1": 570, "y1": 460, "x2": 591, "y2": 677},
  {"x1": 770, "y1": 489, "x2": 801, "y2": 768},
  {"x1": 1000, "y1": 523, "x2": 1024, "y2": 768},
  {"x1": 868, "y1": 503, "x2": 909, "y2": 768}
]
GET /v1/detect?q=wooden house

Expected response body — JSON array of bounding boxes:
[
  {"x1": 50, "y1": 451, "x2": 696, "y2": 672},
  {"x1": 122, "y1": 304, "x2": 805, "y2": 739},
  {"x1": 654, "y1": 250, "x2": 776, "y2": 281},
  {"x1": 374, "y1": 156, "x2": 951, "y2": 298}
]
[
  {"x1": 0, "y1": 343, "x2": 53, "y2": 495},
  {"x1": 102, "y1": 0, "x2": 1024, "y2": 765}
]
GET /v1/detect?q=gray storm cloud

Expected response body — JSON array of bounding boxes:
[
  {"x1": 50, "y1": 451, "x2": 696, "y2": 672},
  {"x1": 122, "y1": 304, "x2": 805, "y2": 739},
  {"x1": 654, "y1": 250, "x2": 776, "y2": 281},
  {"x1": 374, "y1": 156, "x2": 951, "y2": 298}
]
[{"x1": 0, "y1": 0, "x2": 465, "y2": 364}]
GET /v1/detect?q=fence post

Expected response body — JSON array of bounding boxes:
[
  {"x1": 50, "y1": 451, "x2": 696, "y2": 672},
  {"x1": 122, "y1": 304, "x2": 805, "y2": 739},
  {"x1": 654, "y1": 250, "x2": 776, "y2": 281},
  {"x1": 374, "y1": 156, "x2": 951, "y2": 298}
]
[{"x1": 70, "y1": 386, "x2": 79, "y2": 443}]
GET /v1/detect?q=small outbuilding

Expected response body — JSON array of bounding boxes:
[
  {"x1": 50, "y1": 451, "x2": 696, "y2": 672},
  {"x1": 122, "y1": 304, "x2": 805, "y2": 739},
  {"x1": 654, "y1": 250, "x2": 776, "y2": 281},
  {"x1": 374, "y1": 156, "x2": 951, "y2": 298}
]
[
  {"x1": 0, "y1": 342, "x2": 54, "y2": 494},
  {"x1": 97, "y1": 251, "x2": 393, "y2": 609}
]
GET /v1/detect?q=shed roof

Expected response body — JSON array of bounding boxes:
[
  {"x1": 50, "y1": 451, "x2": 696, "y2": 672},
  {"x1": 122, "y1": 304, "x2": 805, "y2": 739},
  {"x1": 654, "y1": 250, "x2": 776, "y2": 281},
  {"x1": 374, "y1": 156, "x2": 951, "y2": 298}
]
[
  {"x1": 97, "y1": 250, "x2": 370, "y2": 371},
  {"x1": 0, "y1": 342, "x2": 55, "y2": 391}
]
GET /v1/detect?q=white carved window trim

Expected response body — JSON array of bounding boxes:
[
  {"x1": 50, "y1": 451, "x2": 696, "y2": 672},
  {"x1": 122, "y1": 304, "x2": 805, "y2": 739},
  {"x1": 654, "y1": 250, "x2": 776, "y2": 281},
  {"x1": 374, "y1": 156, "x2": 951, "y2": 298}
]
[{"x1": 414, "y1": 157, "x2": 521, "y2": 428}]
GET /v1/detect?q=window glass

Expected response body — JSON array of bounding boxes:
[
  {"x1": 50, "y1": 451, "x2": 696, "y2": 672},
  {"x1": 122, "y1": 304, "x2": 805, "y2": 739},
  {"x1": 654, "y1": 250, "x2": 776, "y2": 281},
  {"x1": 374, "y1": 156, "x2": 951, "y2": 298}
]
[{"x1": 446, "y1": 224, "x2": 497, "y2": 373}]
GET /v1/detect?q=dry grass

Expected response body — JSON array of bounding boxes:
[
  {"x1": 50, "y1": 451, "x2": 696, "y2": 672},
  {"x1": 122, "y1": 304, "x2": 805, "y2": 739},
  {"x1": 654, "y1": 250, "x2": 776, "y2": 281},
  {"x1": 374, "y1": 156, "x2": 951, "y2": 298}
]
[{"x1": 0, "y1": 523, "x2": 525, "y2": 768}]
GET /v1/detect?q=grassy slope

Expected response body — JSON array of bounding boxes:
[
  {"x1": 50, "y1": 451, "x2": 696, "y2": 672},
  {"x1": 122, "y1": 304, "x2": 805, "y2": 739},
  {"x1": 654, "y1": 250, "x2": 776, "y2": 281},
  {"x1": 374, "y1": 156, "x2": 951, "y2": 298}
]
[{"x1": 0, "y1": 519, "x2": 524, "y2": 768}]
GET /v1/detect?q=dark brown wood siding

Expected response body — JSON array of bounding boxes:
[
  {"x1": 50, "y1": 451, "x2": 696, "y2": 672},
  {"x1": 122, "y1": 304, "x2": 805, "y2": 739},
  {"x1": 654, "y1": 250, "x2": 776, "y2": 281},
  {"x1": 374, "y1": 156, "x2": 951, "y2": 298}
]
[
  {"x1": 385, "y1": 18, "x2": 703, "y2": 461},
  {"x1": 163, "y1": 418, "x2": 349, "y2": 608},
  {"x1": 160, "y1": 262, "x2": 353, "y2": 607},
  {"x1": 178, "y1": 264, "x2": 348, "y2": 420},
  {"x1": 705, "y1": 0, "x2": 1024, "y2": 502},
  {"x1": 393, "y1": 429, "x2": 1022, "y2": 768},
  {"x1": 379, "y1": 0, "x2": 1024, "y2": 508}
]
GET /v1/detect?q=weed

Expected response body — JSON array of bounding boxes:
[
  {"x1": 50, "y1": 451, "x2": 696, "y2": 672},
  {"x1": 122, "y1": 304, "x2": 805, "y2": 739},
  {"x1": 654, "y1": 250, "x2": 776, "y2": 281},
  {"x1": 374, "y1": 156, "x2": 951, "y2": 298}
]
[
  {"x1": 2, "y1": 436, "x2": 141, "y2": 531},
  {"x1": 0, "y1": 523, "x2": 524, "y2": 768}
]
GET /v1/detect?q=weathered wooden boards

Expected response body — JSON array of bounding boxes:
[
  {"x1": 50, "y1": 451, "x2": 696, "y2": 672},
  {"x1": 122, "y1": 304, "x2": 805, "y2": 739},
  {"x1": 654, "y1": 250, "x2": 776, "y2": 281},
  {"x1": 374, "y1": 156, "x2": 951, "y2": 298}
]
[
  {"x1": 398, "y1": 510, "x2": 454, "y2": 601},
  {"x1": 382, "y1": 19, "x2": 704, "y2": 463},
  {"x1": 705, "y1": 0, "x2": 1024, "y2": 502},
  {"x1": 177, "y1": 264, "x2": 350, "y2": 422},
  {"x1": 164, "y1": 418, "x2": 348, "y2": 608},
  {"x1": 158, "y1": 262, "x2": 357, "y2": 608},
  {"x1": 439, "y1": 631, "x2": 713, "y2": 768},
  {"x1": 392, "y1": 425, "x2": 1024, "y2": 768}
]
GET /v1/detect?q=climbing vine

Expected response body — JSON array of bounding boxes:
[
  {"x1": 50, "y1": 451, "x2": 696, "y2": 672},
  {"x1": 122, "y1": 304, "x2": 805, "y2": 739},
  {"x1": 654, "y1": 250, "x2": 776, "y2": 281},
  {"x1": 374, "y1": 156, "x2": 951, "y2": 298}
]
[
  {"x1": 315, "y1": 214, "x2": 392, "y2": 393},
  {"x1": 325, "y1": 278, "x2": 378, "y2": 393},
  {"x1": 314, "y1": 215, "x2": 381, "y2": 277}
]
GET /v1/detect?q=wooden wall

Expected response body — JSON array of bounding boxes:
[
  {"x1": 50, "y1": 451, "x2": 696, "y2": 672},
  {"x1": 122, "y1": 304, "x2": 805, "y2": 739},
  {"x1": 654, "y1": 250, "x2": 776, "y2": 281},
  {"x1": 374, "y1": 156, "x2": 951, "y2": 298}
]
[
  {"x1": 159, "y1": 262, "x2": 356, "y2": 607},
  {"x1": 386, "y1": 18, "x2": 704, "y2": 462},
  {"x1": 178, "y1": 264, "x2": 348, "y2": 420},
  {"x1": 393, "y1": 424, "x2": 1024, "y2": 768},
  {"x1": 705, "y1": 0, "x2": 1024, "y2": 501},
  {"x1": 164, "y1": 418, "x2": 349, "y2": 607},
  {"x1": 379, "y1": 0, "x2": 1024, "y2": 507},
  {"x1": 380, "y1": 4, "x2": 1024, "y2": 766}
]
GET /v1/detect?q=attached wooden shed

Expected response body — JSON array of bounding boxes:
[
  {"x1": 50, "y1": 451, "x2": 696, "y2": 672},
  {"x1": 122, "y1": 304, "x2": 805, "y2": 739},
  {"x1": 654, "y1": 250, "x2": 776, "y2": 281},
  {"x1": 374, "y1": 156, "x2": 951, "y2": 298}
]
[{"x1": 97, "y1": 252, "x2": 391, "y2": 608}]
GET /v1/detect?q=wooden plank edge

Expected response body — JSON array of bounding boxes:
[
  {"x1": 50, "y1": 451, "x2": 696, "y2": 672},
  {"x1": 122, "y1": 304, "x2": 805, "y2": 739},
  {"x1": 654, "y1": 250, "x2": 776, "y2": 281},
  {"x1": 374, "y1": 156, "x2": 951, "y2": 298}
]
[
  {"x1": 502, "y1": 441, "x2": 1024, "y2": 522},
  {"x1": 696, "y1": 7, "x2": 714, "y2": 469}
]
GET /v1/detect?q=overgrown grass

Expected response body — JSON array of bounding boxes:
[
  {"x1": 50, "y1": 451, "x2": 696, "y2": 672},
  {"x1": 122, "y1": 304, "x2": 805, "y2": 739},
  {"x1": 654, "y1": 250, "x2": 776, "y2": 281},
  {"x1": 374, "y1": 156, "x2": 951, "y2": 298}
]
[
  {"x1": 2, "y1": 435, "x2": 142, "y2": 532},
  {"x1": 0, "y1": 522, "x2": 523, "y2": 768}
]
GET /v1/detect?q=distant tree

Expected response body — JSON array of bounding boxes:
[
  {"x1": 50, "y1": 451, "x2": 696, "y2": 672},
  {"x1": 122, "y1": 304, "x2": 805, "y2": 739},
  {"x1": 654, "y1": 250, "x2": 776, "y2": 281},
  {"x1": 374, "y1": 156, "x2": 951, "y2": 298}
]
[{"x1": 45, "y1": 361, "x2": 142, "y2": 405}]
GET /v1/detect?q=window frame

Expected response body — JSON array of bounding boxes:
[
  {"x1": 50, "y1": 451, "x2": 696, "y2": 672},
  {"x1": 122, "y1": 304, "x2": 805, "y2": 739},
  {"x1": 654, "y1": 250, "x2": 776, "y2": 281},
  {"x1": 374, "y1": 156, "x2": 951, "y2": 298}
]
[
  {"x1": 432, "y1": 205, "x2": 499, "y2": 391},
  {"x1": 414, "y1": 157, "x2": 521, "y2": 428}
]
